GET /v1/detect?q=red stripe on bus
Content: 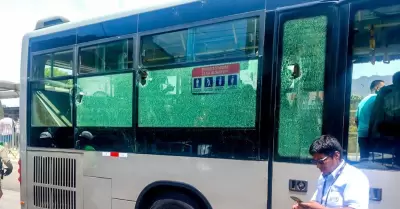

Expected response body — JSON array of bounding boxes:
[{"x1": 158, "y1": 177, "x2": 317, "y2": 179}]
[{"x1": 192, "y1": 63, "x2": 240, "y2": 77}]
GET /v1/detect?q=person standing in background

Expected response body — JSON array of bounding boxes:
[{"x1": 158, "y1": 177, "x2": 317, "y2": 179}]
[
  {"x1": 355, "y1": 80, "x2": 385, "y2": 161},
  {"x1": 0, "y1": 143, "x2": 13, "y2": 199}
]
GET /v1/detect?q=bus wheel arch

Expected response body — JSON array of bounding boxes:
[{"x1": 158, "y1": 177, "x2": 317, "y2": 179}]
[{"x1": 135, "y1": 181, "x2": 212, "y2": 209}]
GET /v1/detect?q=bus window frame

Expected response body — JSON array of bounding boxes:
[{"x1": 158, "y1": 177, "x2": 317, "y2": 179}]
[
  {"x1": 26, "y1": 11, "x2": 269, "y2": 158},
  {"x1": 74, "y1": 35, "x2": 137, "y2": 141},
  {"x1": 133, "y1": 12, "x2": 268, "y2": 161},
  {"x1": 29, "y1": 45, "x2": 76, "y2": 82},
  {"x1": 343, "y1": 0, "x2": 400, "y2": 169},
  {"x1": 76, "y1": 35, "x2": 138, "y2": 77},
  {"x1": 137, "y1": 10, "x2": 266, "y2": 69},
  {"x1": 261, "y1": 10, "x2": 277, "y2": 164},
  {"x1": 272, "y1": 2, "x2": 341, "y2": 164},
  {"x1": 28, "y1": 45, "x2": 76, "y2": 148},
  {"x1": 134, "y1": 52, "x2": 265, "y2": 160},
  {"x1": 135, "y1": 11, "x2": 266, "y2": 131},
  {"x1": 27, "y1": 34, "x2": 139, "y2": 148}
]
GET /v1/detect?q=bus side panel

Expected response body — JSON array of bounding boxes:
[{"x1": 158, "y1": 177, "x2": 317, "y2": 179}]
[
  {"x1": 20, "y1": 34, "x2": 30, "y2": 208},
  {"x1": 82, "y1": 152, "x2": 268, "y2": 209},
  {"x1": 271, "y1": 163, "x2": 320, "y2": 209},
  {"x1": 83, "y1": 176, "x2": 111, "y2": 209},
  {"x1": 363, "y1": 169, "x2": 400, "y2": 209},
  {"x1": 112, "y1": 199, "x2": 135, "y2": 209}
]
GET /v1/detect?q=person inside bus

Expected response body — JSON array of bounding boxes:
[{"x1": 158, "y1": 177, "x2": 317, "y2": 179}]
[
  {"x1": 39, "y1": 131, "x2": 56, "y2": 148},
  {"x1": 76, "y1": 131, "x2": 96, "y2": 151},
  {"x1": 355, "y1": 80, "x2": 385, "y2": 161},
  {"x1": 292, "y1": 135, "x2": 369, "y2": 209},
  {"x1": 368, "y1": 71, "x2": 400, "y2": 165}
]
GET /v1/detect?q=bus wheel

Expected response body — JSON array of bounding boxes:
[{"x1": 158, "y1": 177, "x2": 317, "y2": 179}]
[{"x1": 149, "y1": 192, "x2": 200, "y2": 209}]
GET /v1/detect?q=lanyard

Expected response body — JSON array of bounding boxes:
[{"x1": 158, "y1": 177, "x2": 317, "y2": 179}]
[{"x1": 320, "y1": 162, "x2": 347, "y2": 206}]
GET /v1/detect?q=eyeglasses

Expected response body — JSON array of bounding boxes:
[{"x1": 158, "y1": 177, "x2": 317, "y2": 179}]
[{"x1": 311, "y1": 156, "x2": 329, "y2": 165}]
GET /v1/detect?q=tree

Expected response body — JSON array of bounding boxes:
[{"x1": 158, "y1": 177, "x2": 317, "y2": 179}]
[
  {"x1": 350, "y1": 95, "x2": 363, "y2": 110},
  {"x1": 44, "y1": 67, "x2": 73, "y2": 85},
  {"x1": 351, "y1": 95, "x2": 363, "y2": 102},
  {"x1": 44, "y1": 67, "x2": 69, "y2": 77}
]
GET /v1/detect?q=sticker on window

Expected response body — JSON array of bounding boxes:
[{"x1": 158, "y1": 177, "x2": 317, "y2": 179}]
[{"x1": 191, "y1": 63, "x2": 240, "y2": 94}]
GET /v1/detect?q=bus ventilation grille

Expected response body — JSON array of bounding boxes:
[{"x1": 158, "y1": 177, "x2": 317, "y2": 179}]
[{"x1": 33, "y1": 156, "x2": 77, "y2": 209}]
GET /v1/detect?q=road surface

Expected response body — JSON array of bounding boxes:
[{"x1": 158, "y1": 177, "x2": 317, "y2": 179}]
[
  {"x1": 0, "y1": 190, "x2": 20, "y2": 209},
  {"x1": 0, "y1": 159, "x2": 20, "y2": 209}
]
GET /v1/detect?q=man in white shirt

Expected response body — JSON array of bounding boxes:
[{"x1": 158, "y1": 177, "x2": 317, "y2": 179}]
[{"x1": 292, "y1": 135, "x2": 370, "y2": 209}]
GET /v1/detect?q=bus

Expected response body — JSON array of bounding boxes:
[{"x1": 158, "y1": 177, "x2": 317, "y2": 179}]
[{"x1": 19, "y1": 0, "x2": 400, "y2": 208}]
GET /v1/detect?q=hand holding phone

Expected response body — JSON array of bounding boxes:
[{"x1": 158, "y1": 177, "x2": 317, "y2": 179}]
[{"x1": 290, "y1": 196, "x2": 303, "y2": 203}]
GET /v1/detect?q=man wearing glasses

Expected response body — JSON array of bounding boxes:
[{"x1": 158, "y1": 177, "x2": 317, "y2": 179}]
[{"x1": 292, "y1": 135, "x2": 369, "y2": 209}]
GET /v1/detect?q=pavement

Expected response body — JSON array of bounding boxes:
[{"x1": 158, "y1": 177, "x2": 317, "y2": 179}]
[
  {"x1": 0, "y1": 190, "x2": 20, "y2": 209},
  {"x1": 0, "y1": 151, "x2": 21, "y2": 209}
]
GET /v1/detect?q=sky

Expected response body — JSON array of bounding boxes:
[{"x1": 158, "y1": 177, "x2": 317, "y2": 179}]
[
  {"x1": 0, "y1": 0, "x2": 185, "y2": 107},
  {"x1": 353, "y1": 60, "x2": 400, "y2": 80}
]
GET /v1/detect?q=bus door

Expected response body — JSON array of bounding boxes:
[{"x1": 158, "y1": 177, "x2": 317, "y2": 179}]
[
  {"x1": 270, "y1": 2, "x2": 341, "y2": 209},
  {"x1": 344, "y1": 0, "x2": 400, "y2": 208}
]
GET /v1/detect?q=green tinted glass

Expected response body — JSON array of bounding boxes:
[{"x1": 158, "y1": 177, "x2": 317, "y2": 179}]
[
  {"x1": 138, "y1": 60, "x2": 258, "y2": 128},
  {"x1": 277, "y1": 16, "x2": 327, "y2": 158},
  {"x1": 76, "y1": 73, "x2": 133, "y2": 127}
]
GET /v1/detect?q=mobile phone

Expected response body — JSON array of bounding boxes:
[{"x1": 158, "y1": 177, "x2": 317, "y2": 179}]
[{"x1": 290, "y1": 196, "x2": 303, "y2": 203}]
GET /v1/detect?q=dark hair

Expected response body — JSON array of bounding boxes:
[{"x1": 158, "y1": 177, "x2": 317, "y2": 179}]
[
  {"x1": 393, "y1": 71, "x2": 400, "y2": 85},
  {"x1": 309, "y1": 135, "x2": 343, "y2": 158},
  {"x1": 370, "y1": 80, "x2": 384, "y2": 91}
]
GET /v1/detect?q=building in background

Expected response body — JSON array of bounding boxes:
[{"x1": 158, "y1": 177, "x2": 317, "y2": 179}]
[{"x1": 4, "y1": 106, "x2": 19, "y2": 121}]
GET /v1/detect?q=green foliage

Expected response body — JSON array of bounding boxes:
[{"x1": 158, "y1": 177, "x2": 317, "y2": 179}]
[
  {"x1": 44, "y1": 67, "x2": 72, "y2": 85},
  {"x1": 45, "y1": 67, "x2": 68, "y2": 77},
  {"x1": 347, "y1": 94, "x2": 364, "y2": 153},
  {"x1": 351, "y1": 95, "x2": 363, "y2": 101}
]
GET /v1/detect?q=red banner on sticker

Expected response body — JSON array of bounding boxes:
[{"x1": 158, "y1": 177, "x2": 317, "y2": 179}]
[{"x1": 192, "y1": 63, "x2": 240, "y2": 77}]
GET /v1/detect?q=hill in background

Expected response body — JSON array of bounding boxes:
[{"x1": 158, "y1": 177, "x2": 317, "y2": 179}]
[{"x1": 351, "y1": 75, "x2": 393, "y2": 97}]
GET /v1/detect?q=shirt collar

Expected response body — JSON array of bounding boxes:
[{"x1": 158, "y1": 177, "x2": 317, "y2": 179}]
[{"x1": 324, "y1": 160, "x2": 345, "y2": 179}]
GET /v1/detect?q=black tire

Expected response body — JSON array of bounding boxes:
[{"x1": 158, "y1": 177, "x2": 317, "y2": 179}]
[{"x1": 149, "y1": 192, "x2": 200, "y2": 209}]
